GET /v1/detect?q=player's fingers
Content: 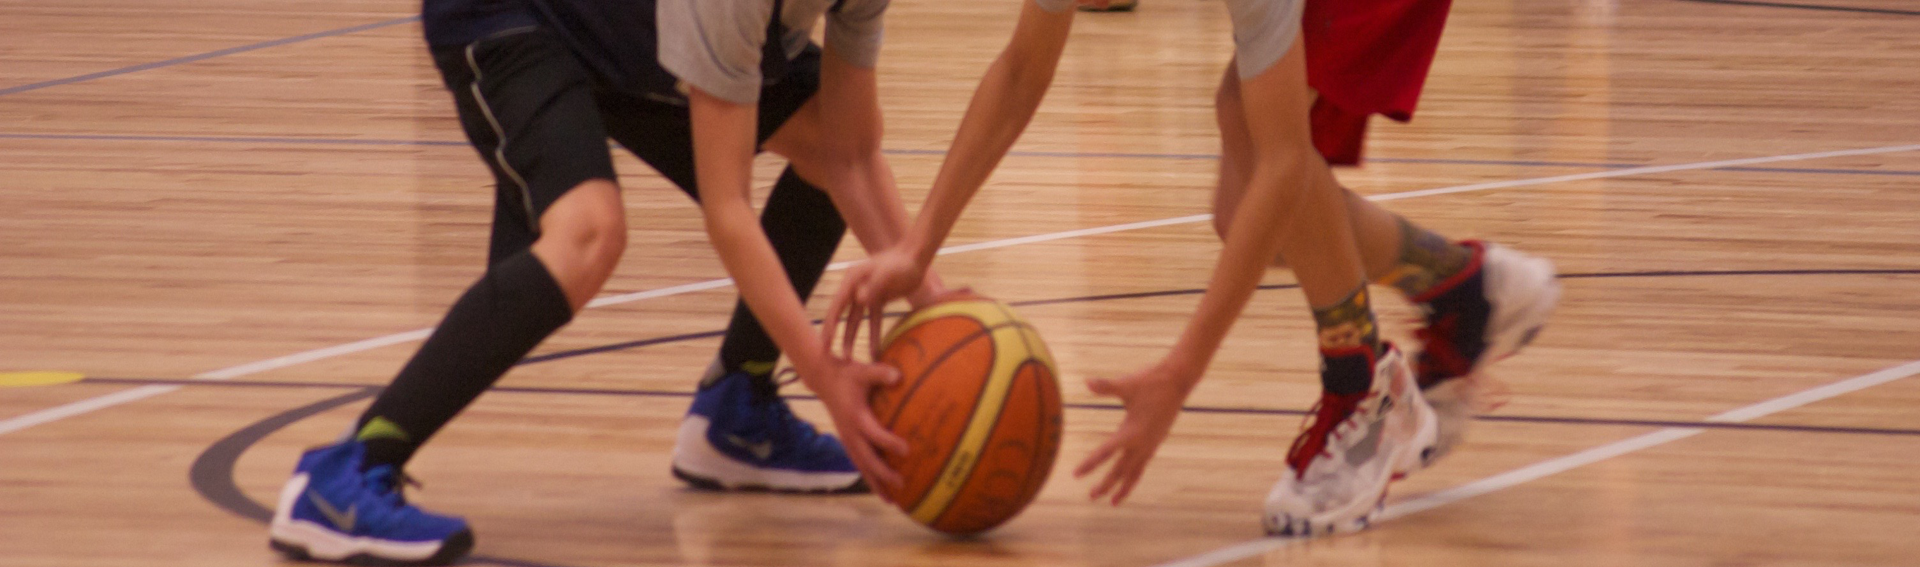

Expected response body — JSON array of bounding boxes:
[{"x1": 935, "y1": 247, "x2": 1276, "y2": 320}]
[
  {"x1": 1108, "y1": 453, "x2": 1146, "y2": 505},
  {"x1": 1088, "y1": 461, "x2": 1125, "y2": 501},
  {"x1": 1085, "y1": 377, "x2": 1123, "y2": 398},
  {"x1": 856, "y1": 361, "x2": 900, "y2": 387},
  {"x1": 867, "y1": 301, "x2": 886, "y2": 360},
  {"x1": 1074, "y1": 435, "x2": 1122, "y2": 478},
  {"x1": 862, "y1": 414, "x2": 910, "y2": 458},
  {"x1": 821, "y1": 290, "x2": 851, "y2": 358},
  {"x1": 841, "y1": 302, "x2": 863, "y2": 358},
  {"x1": 849, "y1": 442, "x2": 903, "y2": 499}
]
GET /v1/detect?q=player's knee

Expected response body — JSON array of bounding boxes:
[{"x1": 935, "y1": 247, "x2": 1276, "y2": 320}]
[
  {"x1": 1249, "y1": 150, "x2": 1319, "y2": 189},
  {"x1": 1214, "y1": 83, "x2": 1240, "y2": 119},
  {"x1": 539, "y1": 183, "x2": 628, "y2": 273},
  {"x1": 1210, "y1": 211, "x2": 1234, "y2": 242},
  {"x1": 564, "y1": 208, "x2": 627, "y2": 271}
]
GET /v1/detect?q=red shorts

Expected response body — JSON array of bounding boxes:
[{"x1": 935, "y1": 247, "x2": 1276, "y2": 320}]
[{"x1": 1303, "y1": 0, "x2": 1453, "y2": 165}]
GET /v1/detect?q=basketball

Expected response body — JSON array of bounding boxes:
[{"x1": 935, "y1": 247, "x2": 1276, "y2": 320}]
[{"x1": 869, "y1": 291, "x2": 1064, "y2": 535}]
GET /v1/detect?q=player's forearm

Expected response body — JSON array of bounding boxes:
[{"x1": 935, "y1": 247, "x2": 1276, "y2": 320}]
[
  {"x1": 1158, "y1": 168, "x2": 1300, "y2": 390},
  {"x1": 811, "y1": 51, "x2": 946, "y2": 305},
  {"x1": 909, "y1": 3, "x2": 1073, "y2": 270},
  {"x1": 810, "y1": 50, "x2": 907, "y2": 253},
  {"x1": 690, "y1": 88, "x2": 835, "y2": 376},
  {"x1": 703, "y1": 203, "x2": 835, "y2": 374}
]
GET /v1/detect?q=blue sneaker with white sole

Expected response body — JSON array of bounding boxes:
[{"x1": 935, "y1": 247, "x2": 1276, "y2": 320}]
[
  {"x1": 268, "y1": 441, "x2": 473, "y2": 566},
  {"x1": 671, "y1": 370, "x2": 866, "y2": 493}
]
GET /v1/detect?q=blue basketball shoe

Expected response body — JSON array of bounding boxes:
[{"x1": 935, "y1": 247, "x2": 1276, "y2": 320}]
[
  {"x1": 671, "y1": 369, "x2": 866, "y2": 493},
  {"x1": 268, "y1": 441, "x2": 473, "y2": 565}
]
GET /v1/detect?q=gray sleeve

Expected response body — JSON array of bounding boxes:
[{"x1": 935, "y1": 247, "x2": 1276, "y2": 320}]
[
  {"x1": 656, "y1": 0, "x2": 774, "y2": 104},
  {"x1": 1031, "y1": 0, "x2": 1075, "y2": 13},
  {"x1": 826, "y1": 0, "x2": 889, "y2": 67},
  {"x1": 1227, "y1": 0, "x2": 1306, "y2": 79}
]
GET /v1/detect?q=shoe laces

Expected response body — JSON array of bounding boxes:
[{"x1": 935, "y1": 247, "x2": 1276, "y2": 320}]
[
  {"x1": 756, "y1": 369, "x2": 823, "y2": 445},
  {"x1": 363, "y1": 465, "x2": 423, "y2": 507},
  {"x1": 1285, "y1": 392, "x2": 1366, "y2": 478}
]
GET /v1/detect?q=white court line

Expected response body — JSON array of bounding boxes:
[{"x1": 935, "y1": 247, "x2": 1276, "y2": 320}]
[
  {"x1": 1, "y1": 143, "x2": 1915, "y2": 436},
  {"x1": 1152, "y1": 358, "x2": 1920, "y2": 567}
]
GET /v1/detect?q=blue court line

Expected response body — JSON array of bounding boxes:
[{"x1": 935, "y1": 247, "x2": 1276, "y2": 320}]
[
  {"x1": 0, "y1": 16, "x2": 421, "y2": 98},
  {"x1": 83, "y1": 377, "x2": 1920, "y2": 438},
  {"x1": 0, "y1": 132, "x2": 465, "y2": 147},
  {"x1": 4, "y1": 132, "x2": 1918, "y2": 177},
  {"x1": 510, "y1": 271, "x2": 1920, "y2": 369},
  {"x1": 1715, "y1": 166, "x2": 1920, "y2": 177},
  {"x1": 1677, "y1": 0, "x2": 1920, "y2": 16}
]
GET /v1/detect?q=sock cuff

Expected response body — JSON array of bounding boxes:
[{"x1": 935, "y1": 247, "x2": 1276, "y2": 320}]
[
  {"x1": 493, "y1": 249, "x2": 575, "y2": 330},
  {"x1": 1408, "y1": 240, "x2": 1486, "y2": 304}
]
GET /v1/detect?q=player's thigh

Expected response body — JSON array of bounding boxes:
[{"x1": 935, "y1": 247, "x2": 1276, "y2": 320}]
[
  {"x1": 598, "y1": 45, "x2": 824, "y2": 202},
  {"x1": 432, "y1": 28, "x2": 619, "y2": 240}
]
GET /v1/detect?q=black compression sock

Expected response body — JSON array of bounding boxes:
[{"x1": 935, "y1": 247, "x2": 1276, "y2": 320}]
[
  {"x1": 707, "y1": 167, "x2": 845, "y2": 390},
  {"x1": 355, "y1": 249, "x2": 574, "y2": 470}
]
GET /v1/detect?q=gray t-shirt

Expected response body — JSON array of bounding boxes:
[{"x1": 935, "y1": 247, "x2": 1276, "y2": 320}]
[
  {"x1": 1031, "y1": 0, "x2": 1302, "y2": 79},
  {"x1": 658, "y1": 0, "x2": 889, "y2": 104}
]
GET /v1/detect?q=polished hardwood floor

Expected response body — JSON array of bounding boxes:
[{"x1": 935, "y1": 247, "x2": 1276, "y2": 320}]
[{"x1": 2, "y1": 0, "x2": 1918, "y2": 565}]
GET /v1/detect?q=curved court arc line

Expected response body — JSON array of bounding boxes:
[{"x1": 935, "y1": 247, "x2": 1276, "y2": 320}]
[
  {"x1": 1, "y1": 142, "x2": 1915, "y2": 438},
  {"x1": 188, "y1": 387, "x2": 584, "y2": 567},
  {"x1": 178, "y1": 359, "x2": 1920, "y2": 567},
  {"x1": 177, "y1": 268, "x2": 1920, "y2": 566}
]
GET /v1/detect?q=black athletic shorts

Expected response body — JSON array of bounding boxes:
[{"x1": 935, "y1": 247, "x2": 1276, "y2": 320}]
[{"x1": 431, "y1": 26, "x2": 823, "y2": 260}]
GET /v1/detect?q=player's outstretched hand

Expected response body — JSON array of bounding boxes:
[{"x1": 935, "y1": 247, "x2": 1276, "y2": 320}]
[
  {"x1": 823, "y1": 246, "x2": 927, "y2": 360},
  {"x1": 1073, "y1": 361, "x2": 1192, "y2": 506},
  {"x1": 808, "y1": 356, "x2": 911, "y2": 501}
]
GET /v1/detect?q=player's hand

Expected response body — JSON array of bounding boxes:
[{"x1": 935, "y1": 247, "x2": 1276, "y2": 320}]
[
  {"x1": 823, "y1": 245, "x2": 927, "y2": 359},
  {"x1": 1073, "y1": 360, "x2": 1192, "y2": 505},
  {"x1": 806, "y1": 356, "x2": 912, "y2": 500}
]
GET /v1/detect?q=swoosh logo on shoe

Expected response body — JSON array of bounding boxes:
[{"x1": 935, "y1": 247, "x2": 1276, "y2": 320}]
[
  {"x1": 724, "y1": 434, "x2": 774, "y2": 461},
  {"x1": 306, "y1": 490, "x2": 357, "y2": 532}
]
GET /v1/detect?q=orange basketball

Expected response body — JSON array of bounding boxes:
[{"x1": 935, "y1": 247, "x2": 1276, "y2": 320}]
[{"x1": 870, "y1": 292, "x2": 1063, "y2": 535}]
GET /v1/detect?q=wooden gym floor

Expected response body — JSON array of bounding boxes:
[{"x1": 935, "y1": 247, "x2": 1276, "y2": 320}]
[{"x1": 3, "y1": 0, "x2": 1917, "y2": 565}]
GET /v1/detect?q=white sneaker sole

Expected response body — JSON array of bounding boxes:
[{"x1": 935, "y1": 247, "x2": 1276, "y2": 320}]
[
  {"x1": 267, "y1": 473, "x2": 458, "y2": 564},
  {"x1": 670, "y1": 415, "x2": 863, "y2": 493}
]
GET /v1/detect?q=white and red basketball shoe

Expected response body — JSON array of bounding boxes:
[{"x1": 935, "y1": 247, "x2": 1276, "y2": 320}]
[
  {"x1": 1264, "y1": 344, "x2": 1437, "y2": 537},
  {"x1": 1404, "y1": 241, "x2": 1559, "y2": 472}
]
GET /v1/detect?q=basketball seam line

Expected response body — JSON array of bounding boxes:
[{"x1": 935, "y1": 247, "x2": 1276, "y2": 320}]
[
  {"x1": 910, "y1": 322, "x2": 1042, "y2": 526},
  {"x1": 878, "y1": 321, "x2": 1017, "y2": 431},
  {"x1": 906, "y1": 326, "x2": 1003, "y2": 522}
]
